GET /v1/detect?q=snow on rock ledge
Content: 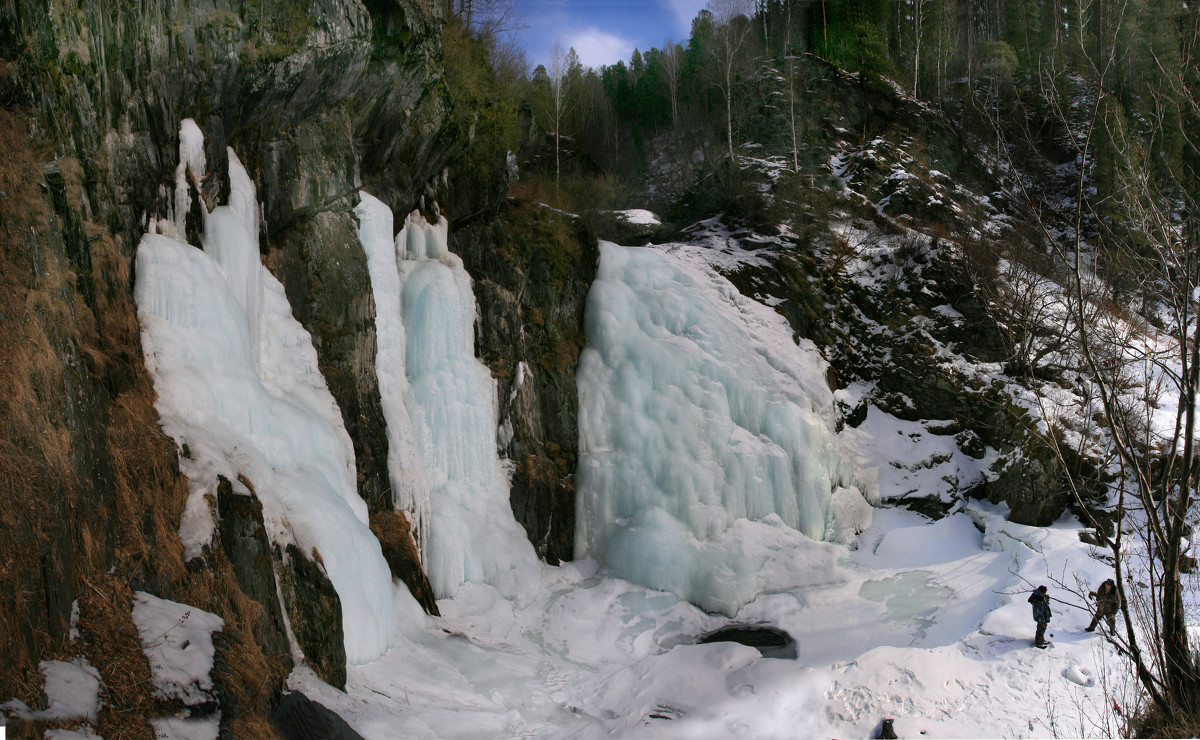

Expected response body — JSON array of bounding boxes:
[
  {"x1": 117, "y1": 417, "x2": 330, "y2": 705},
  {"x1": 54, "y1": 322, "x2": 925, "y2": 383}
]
[
  {"x1": 1, "y1": 658, "x2": 101, "y2": 723},
  {"x1": 132, "y1": 592, "x2": 224, "y2": 706},
  {"x1": 576, "y1": 241, "x2": 854, "y2": 615}
]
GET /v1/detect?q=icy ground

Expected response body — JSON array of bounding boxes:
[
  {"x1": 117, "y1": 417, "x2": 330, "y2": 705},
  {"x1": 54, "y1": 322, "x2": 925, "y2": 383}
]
[{"x1": 292, "y1": 500, "x2": 1124, "y2": 739}]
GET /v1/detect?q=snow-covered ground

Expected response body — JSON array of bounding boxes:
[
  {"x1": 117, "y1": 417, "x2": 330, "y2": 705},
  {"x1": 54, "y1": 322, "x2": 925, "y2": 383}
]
[
  {"x1": 288, "y1": 499, "x2": 1123, "y2": 739},
  {"x1": 283, "y1": 230, "x2": 1125, "y2": 740}
]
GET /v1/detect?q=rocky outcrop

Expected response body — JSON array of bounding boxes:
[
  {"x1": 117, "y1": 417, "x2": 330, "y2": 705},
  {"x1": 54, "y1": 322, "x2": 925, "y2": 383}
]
[
  {"x1": 1, "y1": 0, "x2": 459, "y2": 728},
  {"x1": 452, "y1": 201, "x2": 599, "y2": 564},
  {"x1": 215, "y1": 477, "x2": 292, "y2": 668},
  {"x1": 279, "y1": 545, "x2": 346, "y2": 690}
]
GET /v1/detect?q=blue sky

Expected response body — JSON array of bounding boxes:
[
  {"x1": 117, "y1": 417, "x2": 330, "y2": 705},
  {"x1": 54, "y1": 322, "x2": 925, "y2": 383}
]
[{"x1": 511, "y1": 0, "x2": 711, "y2": 71}]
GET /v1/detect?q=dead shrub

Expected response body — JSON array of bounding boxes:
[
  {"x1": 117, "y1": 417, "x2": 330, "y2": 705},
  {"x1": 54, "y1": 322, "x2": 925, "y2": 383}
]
[
  {"x1": 370, "y1": 509, "x2": 421, "y2": 567},
  {"x1": 76, "y1": 574, "x2": 158, "y2": 739}
]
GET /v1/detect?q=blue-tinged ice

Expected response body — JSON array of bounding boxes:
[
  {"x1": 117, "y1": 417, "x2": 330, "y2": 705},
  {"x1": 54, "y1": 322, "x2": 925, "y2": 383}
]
[
  {"x1": 355, "y1": 193, "x2": 433, "y2": 555},
  {"x1": 356, "y1": 195, "x2": 539, "y2": 604},
  {"x1": 576, "y1": 242, "x2": 853, "y2": 615},
  {"x1": 136, "y1": 126, "x2": 425, "y2": 668}
]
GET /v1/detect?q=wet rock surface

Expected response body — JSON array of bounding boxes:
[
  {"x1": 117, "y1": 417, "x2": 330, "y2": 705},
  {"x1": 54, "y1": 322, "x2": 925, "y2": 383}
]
[{"x1": 698, "y1": 625, "x2": 798, "y2": 660}]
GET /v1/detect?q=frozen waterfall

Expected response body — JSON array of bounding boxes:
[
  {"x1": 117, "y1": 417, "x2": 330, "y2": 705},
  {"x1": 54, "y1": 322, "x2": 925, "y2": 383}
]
[
  {"x1": 576, "y1": 242, "x2": 856, "y2": 615},
  {"x1": 356, "y1": 193, "x2": 540, "y2": 604},
  {"x1": 135, "y1": 121, "x2": 423, "y2": 668}
]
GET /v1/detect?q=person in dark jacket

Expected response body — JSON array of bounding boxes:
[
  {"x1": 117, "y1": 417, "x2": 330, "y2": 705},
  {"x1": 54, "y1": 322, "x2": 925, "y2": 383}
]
[
  {"x1": 1086, "y1": 578, "x2": 1120, "y2": 633},
  {"x1": 1028, "y1": 585, "x2": 1051, "y2": 647}
]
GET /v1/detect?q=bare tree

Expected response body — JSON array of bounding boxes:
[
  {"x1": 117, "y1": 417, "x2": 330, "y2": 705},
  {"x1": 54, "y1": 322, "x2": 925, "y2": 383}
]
[
  {"x1": 547, "y1": 41, "x2": 572, "y2": 198},
  {"x1": 990, "y1": 3, "x2": 1200, "y2": 726},
  {"x1": 706, "y1": 0, "x2": 756, "y2": 161},
  {"x1": 780, "y1": 0, "x2": 805, "y2": 173},
  {"x1": 662, "y1": 39, "x2": 683, "y2": 131},
  {"x1": 912, "y1": 0, "x2": 925, "y2": 98}
]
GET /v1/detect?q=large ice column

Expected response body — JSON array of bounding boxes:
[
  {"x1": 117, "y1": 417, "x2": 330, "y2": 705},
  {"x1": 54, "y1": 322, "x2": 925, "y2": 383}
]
[
  {"x1": 202, "y1": 149, "x2": 265, "y2": 367},
  {"x1": 357, "y1": 196, "x2": 539, "y2": 604},
  {"x1": 576, "y1": 242, "x2": 848, "y2": 615},
  {"x1": 355, "y1": 193, "x2": 432, "y2": 558},
  {"x1": 136, "y1": 126, "x2": 425, "y2": 668}
]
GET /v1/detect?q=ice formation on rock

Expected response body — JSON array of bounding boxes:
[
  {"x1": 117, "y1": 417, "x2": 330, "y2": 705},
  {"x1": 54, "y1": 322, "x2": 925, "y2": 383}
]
[
  {"x1": 136, "y1": 122, "x2": 423, "y2": 667},
  {"x1": 172, "y1": 118, "x2": 205, "y2": 237},
  {"x1": 356, "y1": 194, "x2": 539, "y2": 603},
  {"x1": 355, "y1": 193, "x2": 433, "y2": 566},
  {"x1": 576, "y1": 242, "x2": 854, "y2": 615}
]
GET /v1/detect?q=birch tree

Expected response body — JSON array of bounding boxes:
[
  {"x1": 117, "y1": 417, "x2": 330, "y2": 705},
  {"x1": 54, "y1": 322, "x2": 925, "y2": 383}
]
[{"x1": 706, "y1": 0, "x2": 756, "y2": 161}]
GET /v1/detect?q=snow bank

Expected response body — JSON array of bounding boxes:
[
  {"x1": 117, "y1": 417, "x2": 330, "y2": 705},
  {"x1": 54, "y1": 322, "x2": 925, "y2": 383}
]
[
  {"x1": 132, "y1": 592, "x2": 224, "y2": 706},
  {"x1": 136, "y1": 123, "x2": 420, "y2": 667},
  {"x1": 576, "y1": 241, "x2": 852, "y2": 614},
  {"x1": 357, "y1": 196, "x2": 539, "y2": 603},
  {"x1": 613, "y1": 208, "x2": 661, "y2": 226},
  {"x1": 150, "y1": 716, "x2": 220, "y2": 740},
  {"x1": 0, "y1": 659, "x2": 100, "y2": 722}
]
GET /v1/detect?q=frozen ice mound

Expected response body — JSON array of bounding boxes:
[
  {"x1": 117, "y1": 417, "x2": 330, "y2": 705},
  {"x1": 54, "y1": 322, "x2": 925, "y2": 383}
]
[
  {"x1": 858, "y1": 571, "x2": 953, "y2": 642},
  {"x1": 576, "y1": 242, "x2": 851, "y2": 614}
]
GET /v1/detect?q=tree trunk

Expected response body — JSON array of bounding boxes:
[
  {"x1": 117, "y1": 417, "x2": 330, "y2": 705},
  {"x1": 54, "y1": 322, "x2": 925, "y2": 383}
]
[{"x1": 913, "y1": 0, "x2": 922, "y2": 98}]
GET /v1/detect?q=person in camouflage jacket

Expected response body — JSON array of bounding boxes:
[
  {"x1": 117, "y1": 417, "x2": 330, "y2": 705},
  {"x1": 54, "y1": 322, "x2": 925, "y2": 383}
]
[{"x1": 1086, "y1": 578, "x2": 1120, "y2": 633}]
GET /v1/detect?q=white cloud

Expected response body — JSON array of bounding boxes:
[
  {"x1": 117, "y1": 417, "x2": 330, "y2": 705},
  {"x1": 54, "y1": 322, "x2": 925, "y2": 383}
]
[
  {"x1": 561, "y1": 27, "x2": 636, "y2": 69},
  {"x1": 665, "y1": 0, "x2": 710, "y2": 34}
]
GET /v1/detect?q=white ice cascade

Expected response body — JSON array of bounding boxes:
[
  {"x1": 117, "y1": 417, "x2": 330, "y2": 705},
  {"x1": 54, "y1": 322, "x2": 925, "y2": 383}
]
[
  {"x1": 135, "y1": 121, "x2": 425, "y2": 668},
  {"x1": 356, "y1": 192, "x2": 540, "y2": 604},
  {"x1": 576, "y1": 242, "x2": 858, "y2": 616}
]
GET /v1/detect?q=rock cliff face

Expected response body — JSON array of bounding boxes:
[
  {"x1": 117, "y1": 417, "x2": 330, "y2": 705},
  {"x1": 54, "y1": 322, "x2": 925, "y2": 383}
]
[
  {"x1": 453, "y1": 202, "x2": 598, "y2": 565},
  {"x1": 0, "y1": 0, "x2": 464, "y2": 732}
]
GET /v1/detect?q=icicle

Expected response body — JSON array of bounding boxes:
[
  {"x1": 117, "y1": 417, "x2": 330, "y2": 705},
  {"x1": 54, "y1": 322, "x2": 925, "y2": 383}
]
[
  {"x1": 173, "y1": 118, "x2": 206, "y2": 237},
  {"x1": 355, "y1": 192, "x2": 433, "y2": 561}
]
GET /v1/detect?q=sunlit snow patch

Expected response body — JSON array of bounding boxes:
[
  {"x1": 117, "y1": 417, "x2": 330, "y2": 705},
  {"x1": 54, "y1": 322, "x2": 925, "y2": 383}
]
[
  {"x1": 132, "y1": 592, "x2": 223, "y2": 706},
  {"x1": 613, "y1": 208, "x2": 661, "y2": 226},
  {"x1": 577, "y1": 241, "x2": 858, "y2": 615}
]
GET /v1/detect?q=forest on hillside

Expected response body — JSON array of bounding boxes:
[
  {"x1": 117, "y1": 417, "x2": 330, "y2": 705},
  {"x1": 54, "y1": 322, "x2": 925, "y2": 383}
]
[
  {"x1": 440, "y1": 0, "x2": 1200, "y2": 733},
  {"x1": 448, "y1": 0, "x2": 1194, "y2": 233}
]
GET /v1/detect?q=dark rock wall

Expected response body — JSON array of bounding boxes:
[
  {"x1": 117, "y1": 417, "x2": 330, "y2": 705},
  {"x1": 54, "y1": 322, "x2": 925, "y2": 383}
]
[{"x1": 452, "y1": 201, "x2": 598, "y2": 564}]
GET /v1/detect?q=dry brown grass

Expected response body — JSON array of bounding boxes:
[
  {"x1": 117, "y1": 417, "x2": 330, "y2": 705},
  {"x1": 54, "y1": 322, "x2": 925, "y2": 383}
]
[
  {"x1": 0, "y1": 106, "x2": 282, "y2": 732},
  {"x1": 371, "y1": 508, "x2": 439, "y2": 614},
  {"x1": 370, "y1": 509, "x2": 421, "y2": 568},
  {"x1": 78, "y1": 574, "x2": 160, "y2": 739},
  {"x1": 0, "y1": 109, "x2": 73, "y2": 702},
  {"x1": 186, "y1": 564, "x2": 286, "y2": 735}
]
